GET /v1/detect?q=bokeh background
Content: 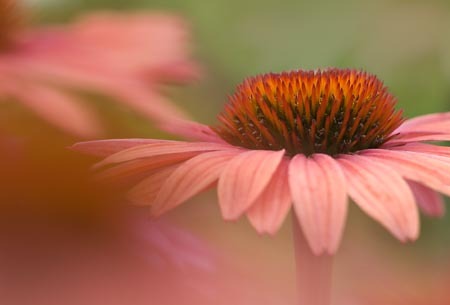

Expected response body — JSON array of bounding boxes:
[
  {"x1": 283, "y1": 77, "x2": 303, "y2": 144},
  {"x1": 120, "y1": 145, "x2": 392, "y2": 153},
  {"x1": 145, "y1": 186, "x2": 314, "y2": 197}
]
[{"x1": 2, "y1": 0, "x2": 450, "y2": 304}]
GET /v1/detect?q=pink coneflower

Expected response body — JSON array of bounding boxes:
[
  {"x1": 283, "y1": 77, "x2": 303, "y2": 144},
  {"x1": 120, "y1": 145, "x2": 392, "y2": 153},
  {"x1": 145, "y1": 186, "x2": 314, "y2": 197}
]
[
  {"x1": 0, "y1": 0, "x2": 199, "y2": 138},
  {"x1": 74, "y1": 68, "x2": 450, "y2": 305}
]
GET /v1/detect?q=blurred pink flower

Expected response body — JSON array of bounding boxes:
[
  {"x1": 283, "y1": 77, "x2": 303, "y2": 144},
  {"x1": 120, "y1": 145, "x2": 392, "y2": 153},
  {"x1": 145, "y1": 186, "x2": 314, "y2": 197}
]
[
  {"x1": 0, "y1": 213, "x2": 261, "y2": 305},
  {"x1": 0, "y1": 0, "x2": 199, "y2": 138},
  {"x1": 74, "y1": 69, "x2": 450, "y2": 255}
]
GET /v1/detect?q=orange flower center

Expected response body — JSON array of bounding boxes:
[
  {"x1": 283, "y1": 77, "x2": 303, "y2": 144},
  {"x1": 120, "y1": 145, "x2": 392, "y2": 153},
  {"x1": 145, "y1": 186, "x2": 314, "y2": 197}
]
[
  {"x1": 0, "y1": 0, "x2": 24, "y2": 49},
  {"x1": 213, "y1": 69, "x2": 404, "y2": 156}
]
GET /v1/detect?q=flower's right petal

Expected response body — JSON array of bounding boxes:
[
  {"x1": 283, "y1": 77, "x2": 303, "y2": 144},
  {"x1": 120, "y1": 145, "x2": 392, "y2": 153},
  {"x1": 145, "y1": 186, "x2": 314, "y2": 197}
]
[
  {"x1": 72, "y1": 139, "x2": 166, "y2": 157},
  {"x1": 407, "y1": 180, "x2": 445, "y2": 218},
  {"x1": 218, "y1": 149, "x2": 285, "y2": 220},
  {"x1": 94, "y1": 141, "x2": 235, "y2": 168},
  {"x1": 246, "y1": 159, "x2": 291, "y2": 235},
  {"x1": 390, "y1": 112, "x2": 450, "y2": 143},
  {"x1": 360, "y1": 149, "x2": 450, "y2": 197},
  {"x1": 388, "y1": 142, "x2": 450, "y2": 157},
  {"x1": 338, "y1": 155, "x2": 419, "y2": 242},
  {"x1": 396, "y1": 112, "x2": 450, "y2": 134},
  {"x1": 289, "y1": 154, "x2": 348, "y2": 255},
  {"x1": 150, "y1": 150, "x2": 239, "y2": 217}
]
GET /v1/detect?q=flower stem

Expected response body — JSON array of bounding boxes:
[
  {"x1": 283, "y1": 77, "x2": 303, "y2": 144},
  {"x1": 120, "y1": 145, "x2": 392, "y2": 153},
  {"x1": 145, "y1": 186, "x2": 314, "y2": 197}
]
[{"x1": 292, "y1": 214, "x2": 333, "y2": 305}]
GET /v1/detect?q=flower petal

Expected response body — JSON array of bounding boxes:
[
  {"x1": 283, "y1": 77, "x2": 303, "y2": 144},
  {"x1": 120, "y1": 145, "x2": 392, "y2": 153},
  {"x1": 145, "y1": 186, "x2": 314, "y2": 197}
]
[
  {"x1": 288, "y1": 154, "x2": 348, "y2": 255},
  {"x1": 360, "y1": 149, "x2": 450, "y2": 197},
  {"x1": 161, "y1": 119, "x2": 226, "y2": 143},
  {"x1": 246, "y1": 159, "x2": 291, "y2": 235},
  {"x1": 391, "y1": 112, "x2": 450, "y2": 143},
  {"x1": 94, "y1": 141, "x2": 235, "y2": 168},
  {"x1": 218, "y1": 149, "x2": 285, "y2": 220},
  {"x1": 72, "y1": 139, "x2": 165, "y2": 157},
  {"x1": 407, "y1": 180, "x2": 445, "y2": 218},
  {"x1": 8, "y1": 82, "x2": 102, "y2": 138},
  {"x1": 96, "y1": 152, "x2": 199, "y2": 182},
  {"x1": 338, "y1": 154, "x2": 419, "y2": 242},
  {"x1": 127, "y1": 165, "x2": 180, "y2": 206},
  {"x1": 150, "y1": 150, "x2": 239, "y2": 217},
  {"x1": 396, "y1": 112, "x2": 450, "y2": 133},
  {"x1": 388, "y1": 142, "x2": 450, "y2": 157}
]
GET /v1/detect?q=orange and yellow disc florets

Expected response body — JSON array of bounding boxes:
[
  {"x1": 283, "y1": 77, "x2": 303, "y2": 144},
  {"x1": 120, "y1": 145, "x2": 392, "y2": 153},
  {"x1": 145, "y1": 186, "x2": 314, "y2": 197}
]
[{"x1": 214, "y1": 69, "x2": 404, "y2": 156}]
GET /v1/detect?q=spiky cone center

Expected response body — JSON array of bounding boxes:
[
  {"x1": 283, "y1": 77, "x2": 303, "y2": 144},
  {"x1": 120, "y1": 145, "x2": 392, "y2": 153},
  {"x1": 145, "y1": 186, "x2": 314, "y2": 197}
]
[
  {"x1": 214, "y1": 69, "x2": 404, "y2": 156},
  {"x1": 0, "y1": 0, "x2": 25, "y2": 49}
]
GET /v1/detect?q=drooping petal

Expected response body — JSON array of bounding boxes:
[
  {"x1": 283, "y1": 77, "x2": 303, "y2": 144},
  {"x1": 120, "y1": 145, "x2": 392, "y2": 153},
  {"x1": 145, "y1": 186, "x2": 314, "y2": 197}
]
[
  {"x1": 150, "y1": 150, "x2": 240, "y2": 217},
  {"x1": 338, "y1": 154, "x2": 419, "y2": 242},
  {"x1": 360, "y1": 149, "x2": 450, "y2": 197},
  {"x1": 94, "y1": 141, "x2": 235, "y2": 169},
  {"x1": 288, "y1": 154, "x2": 348, "y2": 255},
  {"x1": 218, "y1": 149, "x2": 285, "y2": 220},
  {"x1": 246, "y1": 159, "x2": 291, "y2": 235},
  {"x1": 72, "y1": 139, "x2": 166, "y2": 157},
  {"x1": 127, "y1": 165, "x2": 180, "y2": 206},
  {"x1": 407, "y1": 180, "x2": 445, "y2": 218},
  {"x1": 96, "y1": 152, "x2": 199, "y2": 182}
]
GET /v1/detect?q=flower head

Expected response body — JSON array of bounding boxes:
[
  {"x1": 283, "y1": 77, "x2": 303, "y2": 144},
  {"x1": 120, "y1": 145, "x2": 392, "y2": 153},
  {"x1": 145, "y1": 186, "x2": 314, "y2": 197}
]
[
  {"x1": 0, "y1": 2, "x2": 199, "y2": 137},
  {"x1": 74, "y1": 68, "x2": 450, "y2": 255},
  {"x1": 215, "y1": 69, "x2": 403, "y2": 155}
]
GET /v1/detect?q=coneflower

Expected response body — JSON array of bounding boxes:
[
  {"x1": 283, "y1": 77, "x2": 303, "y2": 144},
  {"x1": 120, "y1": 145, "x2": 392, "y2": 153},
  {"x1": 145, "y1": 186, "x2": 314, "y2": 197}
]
[
  {"x1": 0, "y1": 0, "x2": 199, "y2": 137},
  {"x1": 75, "y1": 68, "x2": 450, "y2": 305}
]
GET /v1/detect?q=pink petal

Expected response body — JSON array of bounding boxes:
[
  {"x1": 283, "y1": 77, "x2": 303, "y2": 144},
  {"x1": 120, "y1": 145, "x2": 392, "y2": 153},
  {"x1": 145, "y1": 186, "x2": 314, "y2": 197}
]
[
  {"x1": 288, "y1": 154, "x2": 348, "y2": 255},
  {"x1": 407, "y1": 180, "x2": 445, "y2": 218},
  {"x1": 390, "y1": 112, "x2": 450, "y2": 143},
  {"x1": 96, "y1": 152, "x2": 199, "y2": 182},
  {"x1": 389, "y1": 131, "x2": 450, "y2": 143},
  {"x1": 72, "y1": 139, "x2": 165, "y2": 157},
  {"x1": 150, "y1": 150, "x2": 240, "y2": 217},
  {"x1": 246, "y1": 159, "x2": 291, "y2": 235},
  {"x1": 218, "y1": 150, "x2": 285, "y2": 220},
  {"x1": 396, "y1": 112, "x2": 450, "y2": 133},
  {"x1": 360, "y1": 149, "x2": 450, "y2": 197},
  {"x1": 7, "y1": 82, "x2": 102, "y2": 138},
  {"x1": 161, "y1": 119, "x2": 226, "y2": 143},
  {"x1": 338, "y1": 155, "x2": 419, "y2": 242},
  {"x1": 127, "y1": 165, "x2": 180, "y2": 206},
  {"x1": 388, "y1": 142, "x2": 450, "y2": 157},
  {"x1": 95, "y1": 141, "x2": 236, "y2": 169}
]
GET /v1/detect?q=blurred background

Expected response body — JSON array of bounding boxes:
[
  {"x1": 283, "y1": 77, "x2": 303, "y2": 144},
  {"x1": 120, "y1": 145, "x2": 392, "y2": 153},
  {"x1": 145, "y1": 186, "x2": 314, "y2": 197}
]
[{"x1": 1, "y1": 0, "x2": 450, "y2": 304}]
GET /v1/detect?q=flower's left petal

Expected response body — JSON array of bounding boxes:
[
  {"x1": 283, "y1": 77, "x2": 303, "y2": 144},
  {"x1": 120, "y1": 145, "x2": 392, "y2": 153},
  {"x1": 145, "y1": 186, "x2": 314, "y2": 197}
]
[
  {"x1": 127, "y1": 165, "x2": 180, "y2": 206},
  {"x1": 150, "y1": 150, "x2": 240, "y2": 217},
  {"x1": 72, "y1": 139, "x2": 166, "y2": 157},
  {"x1": 218, "y1": 150, "x2": 285, "y2": 220},
  {"x1": 338, "y1": 155, "x2": 419, "y2": 242},
  {"x1": 407, "y1": 180, "x2": 445, "y2": 218},
  {"x1": 161, "y1": 119, "x2": 226, "y2": 143},
  {"x1": 289, "y1": 154, "x2": 348, "y2": 255},
  {"x1": 94, "y1": 141, "x2": 234, "y2": 168},
  {"x1": 246, "y1": 159, "x2": 291, "y2": 235}
]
